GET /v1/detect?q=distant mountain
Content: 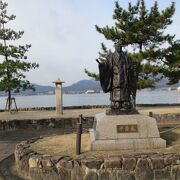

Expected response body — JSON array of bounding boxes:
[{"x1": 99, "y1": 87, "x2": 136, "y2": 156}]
[
  {"x1": 0, "y1": 78, "x2": 179, "y2": 96},
  {"x1": 6, "y1": 84, "x2": 55, "y2": 96},
  {"x1": 63, "y1": 79, "x2": 101, "y2": 93},
  {"x1": 0, "y1": 79, "x2": 101, "y2": 96},
  {"x1": 33, "y1": 84, "x2": 54, "y2": 94},
  {"x1": 0, "y1": 84, "x2": 54, "y2": 96}
]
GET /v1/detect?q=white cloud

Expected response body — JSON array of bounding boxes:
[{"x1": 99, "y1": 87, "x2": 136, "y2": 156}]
[{"x1": 4, "y1": 0, "x2": 180, "y2": 86}]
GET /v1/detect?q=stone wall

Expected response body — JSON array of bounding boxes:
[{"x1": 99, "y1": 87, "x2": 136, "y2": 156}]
[
  {"x1": 0, "y1": 113, "x2": 180, "y2": 131},
  {"x1": 0, "y1": 117, "x2": 94, "y2": 131},
  {"x1": 15, "y1": 137, "x2": 180, "y2": 180}
]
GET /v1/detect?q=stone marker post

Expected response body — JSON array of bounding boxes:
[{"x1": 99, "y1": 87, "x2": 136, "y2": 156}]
[{"x1": 53, "y1": 78, "x2": 65, "y2": 115}]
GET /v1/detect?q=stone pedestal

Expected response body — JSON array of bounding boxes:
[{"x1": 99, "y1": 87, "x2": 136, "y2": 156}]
[
  {"x1": 55, "y1": 86, "x2": 62, "y2": 114},
  {"x1": 53, "y1": 78, "x2": 65, "y2": 115},
  {"x1": 89, "y1": 112, "x2": 166, "y2": 151}
]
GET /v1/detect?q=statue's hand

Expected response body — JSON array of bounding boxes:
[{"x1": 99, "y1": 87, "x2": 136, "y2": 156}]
[{"x1": 96, "y1": 59, "x2": 101, "y2": 64}]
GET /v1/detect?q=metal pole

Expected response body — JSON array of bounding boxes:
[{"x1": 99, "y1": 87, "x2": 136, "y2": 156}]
[
  {"x1": 79, "y1": 114, "x2": 83, "y2": 123},
  {"x1": 149, "y1": 111, "x2": 153, "y2": 117},
  {"x1": 76, "y1": 115, "x2": 82, "y2": 155}
]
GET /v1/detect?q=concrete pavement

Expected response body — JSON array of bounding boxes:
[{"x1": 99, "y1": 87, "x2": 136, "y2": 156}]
[{"x1": 0, "y1": 106, "x2": 179, "y2": 121}]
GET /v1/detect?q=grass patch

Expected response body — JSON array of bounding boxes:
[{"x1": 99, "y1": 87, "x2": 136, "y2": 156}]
[
  {"x1": 160, "y1": 128, "x2": 179, "y2": 146},
  {"x1": 160, "y1": 127, "x2": 180, "y2": 153}
]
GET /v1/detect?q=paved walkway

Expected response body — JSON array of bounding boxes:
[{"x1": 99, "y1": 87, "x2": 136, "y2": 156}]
[
  {"x1": 0, "y1": 108, "x2": 105, "y2": 121},
  {"x1": 0, "y1": 106, "x2": 179, "y2": 121},
  {"x1": 0, "y1": 155, "x2": 23, "y2": 180}
]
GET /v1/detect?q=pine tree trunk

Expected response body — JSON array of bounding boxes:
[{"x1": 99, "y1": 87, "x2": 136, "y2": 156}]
[
  {"x1": 8, "y1": 89, "x2": 11, "y2": 111},
  {"x1": 5, "y1": 55, "x2": 11, "y2": 111},
  {"x1": 139, "y1": 43, "x2": 142, "y2": 52},
  {"x1": 2, "y1": 22, "x2": 12, "y2": 111}
]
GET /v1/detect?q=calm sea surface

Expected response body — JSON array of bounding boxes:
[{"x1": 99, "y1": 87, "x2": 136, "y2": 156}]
[{"x1": 0, "y1": 90, "x2": 179, "y2": 109}]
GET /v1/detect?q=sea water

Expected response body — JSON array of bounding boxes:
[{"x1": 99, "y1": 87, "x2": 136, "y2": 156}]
[{"x1": 0, "y1": 90, "x2": 179, "y2": 109}]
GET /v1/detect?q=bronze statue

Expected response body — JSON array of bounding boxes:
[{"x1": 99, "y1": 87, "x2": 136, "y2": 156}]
[{"x1": 97, "y1": 40, "x2": 137, "y2": 113}]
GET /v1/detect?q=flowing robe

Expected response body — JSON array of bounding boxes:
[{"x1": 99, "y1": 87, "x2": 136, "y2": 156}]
[{"x1": 98, "y1": 50, "x2": 136, "y2": 106}]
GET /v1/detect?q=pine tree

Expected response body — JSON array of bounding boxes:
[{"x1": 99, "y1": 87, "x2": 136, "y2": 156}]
[
  {"x1": 85, "y1": 0, "x2": 179, "y2": 89},
  {"x1": 161, "y1": 40, "x2": 180, "y2": 85},
  {"x1": 0, "y1": 1, "x2": 39, "y2": 111}
]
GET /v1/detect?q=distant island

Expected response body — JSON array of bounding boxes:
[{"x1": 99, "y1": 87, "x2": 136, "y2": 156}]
[
  {"x1": 0, "y1": 79, "x2": 101, "y2": 96},
  {"x1": 0, "y1": 79, "x2": 179, "y2": 96}
]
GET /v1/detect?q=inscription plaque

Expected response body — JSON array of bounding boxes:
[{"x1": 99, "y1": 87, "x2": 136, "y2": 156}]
[{"x1": 117, "y1": 124, "x2": 138, "y2": 133}]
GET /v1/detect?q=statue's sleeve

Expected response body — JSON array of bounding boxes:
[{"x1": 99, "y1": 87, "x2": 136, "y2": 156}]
[
  {"x1": 98, "y1": 53, "x2": 113, "y2": 93},
  {"x1": 129, "y1": 59, "x2": 137, "y2": 93}
]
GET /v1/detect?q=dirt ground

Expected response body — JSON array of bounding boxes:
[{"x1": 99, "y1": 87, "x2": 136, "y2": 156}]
[{"x1": 31, "y1": 128, "x2": 180, "y2": 158}]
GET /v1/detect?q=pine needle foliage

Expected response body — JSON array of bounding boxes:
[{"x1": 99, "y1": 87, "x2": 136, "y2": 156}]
[{"x1": 85, "y1": 0, "x2": 180, "y2": 89}]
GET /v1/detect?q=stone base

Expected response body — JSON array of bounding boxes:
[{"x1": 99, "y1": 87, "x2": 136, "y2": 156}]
[
  {"x1": 106, "y1": 108, "x2": 139, "y2": 115},
  {"x1": 90, "y1": 112, "x2": 166, "y2": 151},
  {"x1": 90, "y1": 131, "x2": 165, "y2": 151}
]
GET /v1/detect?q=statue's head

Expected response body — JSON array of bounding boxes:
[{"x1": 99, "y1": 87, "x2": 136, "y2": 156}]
[{"x1": 114, "y1": 39, "x2": 123, "y2": 52}]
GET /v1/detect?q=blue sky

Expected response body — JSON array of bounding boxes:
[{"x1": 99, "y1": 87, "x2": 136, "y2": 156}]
[{"x1": 5, "y1": 0, "x2": 180, "y2": 86}]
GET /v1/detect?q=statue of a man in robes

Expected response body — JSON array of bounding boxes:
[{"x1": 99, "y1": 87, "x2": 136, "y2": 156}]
[{"x1": 97, "y1": 40, "x2": 137, "y2": 113}]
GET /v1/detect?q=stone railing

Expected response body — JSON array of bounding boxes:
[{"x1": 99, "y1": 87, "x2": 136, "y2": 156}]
[
  {"x1": 0, "y1": 105, "x2": 109, "y2": 112},
  {"x1": 154, "y1": 113, "x2": 180, "y2": 128},
  {"x1": 1, "y1": 103, "x2": 180, "y2": 112},
  {"x1": 15, "y1": 137, "x2": 180, "y2": 180},
  {"x1": 154, "y1": 113, "x2": 180, "y2": 121}
]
